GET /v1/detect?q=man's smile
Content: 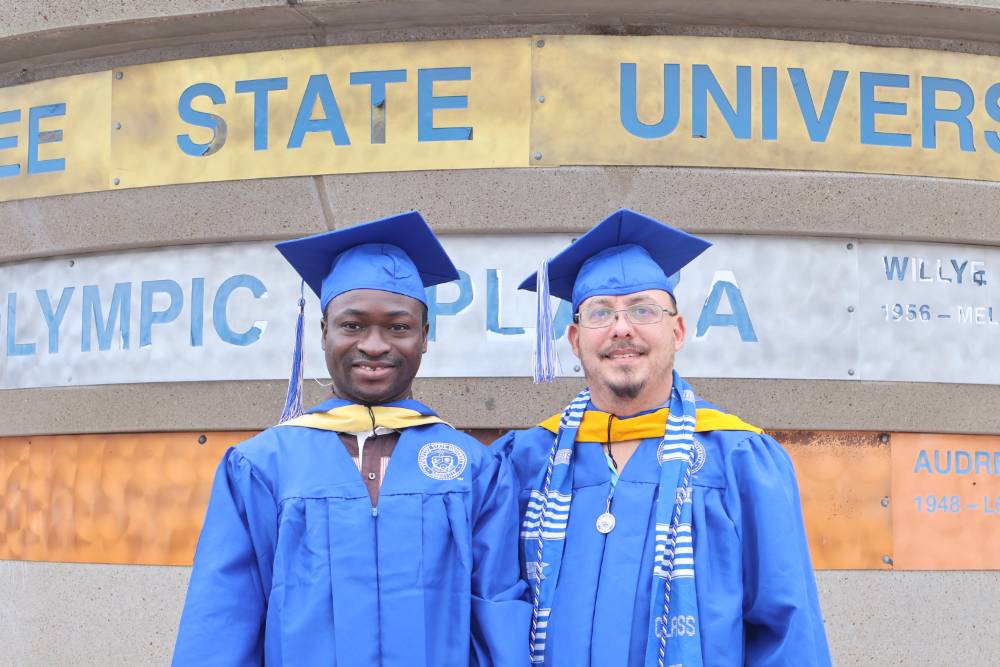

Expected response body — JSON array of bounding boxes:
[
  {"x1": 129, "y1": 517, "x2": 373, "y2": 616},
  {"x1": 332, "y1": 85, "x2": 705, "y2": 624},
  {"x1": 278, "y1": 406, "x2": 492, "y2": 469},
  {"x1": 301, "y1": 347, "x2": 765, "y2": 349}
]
[
  {"x1": 351, "y1": 361, "x2": 398, "y2": 379},
  {"x1": 601, "y1": 345, "x2": 647, "y2": 362}
]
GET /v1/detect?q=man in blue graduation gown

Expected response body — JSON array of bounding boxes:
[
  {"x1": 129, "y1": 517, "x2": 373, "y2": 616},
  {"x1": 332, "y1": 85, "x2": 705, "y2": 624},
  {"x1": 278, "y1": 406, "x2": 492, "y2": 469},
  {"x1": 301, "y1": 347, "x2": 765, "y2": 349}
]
[
  {"x1": 174, "y1": 212, "x2": 530, "y2": 666},
  {"x1": 496, "y1": 209, "x2": 831, "y2": 666}
]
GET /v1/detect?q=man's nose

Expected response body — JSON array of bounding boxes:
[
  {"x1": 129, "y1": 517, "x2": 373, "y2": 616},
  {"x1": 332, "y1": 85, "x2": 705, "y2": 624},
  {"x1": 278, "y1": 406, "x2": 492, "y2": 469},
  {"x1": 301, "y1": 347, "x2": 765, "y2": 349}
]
[
  {"x1": 608, "y1": 310, "x2": 635, "y2": 337},
  {"x1": 357, "y1": 327, "x2": 391, "y2": 356}
]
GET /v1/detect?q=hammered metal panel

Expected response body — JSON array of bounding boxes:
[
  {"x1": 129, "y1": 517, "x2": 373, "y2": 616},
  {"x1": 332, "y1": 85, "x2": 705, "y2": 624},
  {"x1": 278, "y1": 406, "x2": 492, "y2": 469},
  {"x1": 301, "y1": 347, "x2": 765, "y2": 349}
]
[
  {"x1": 0, "y1": 432, "x2": 252, "y2": 565},
  {"x1": 775, "y1": 430, "x2": 892, "y2": 570},
  {"x1": 0, "y1": 429, "x2": 894, "y2": 569}
]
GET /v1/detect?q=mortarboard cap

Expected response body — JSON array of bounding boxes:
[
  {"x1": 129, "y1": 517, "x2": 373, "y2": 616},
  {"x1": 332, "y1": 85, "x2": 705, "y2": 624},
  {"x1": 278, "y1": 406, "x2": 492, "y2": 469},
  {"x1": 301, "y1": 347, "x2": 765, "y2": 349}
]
[
  {"x1": 519, "y1": 208, "x2": 711, "y2": 383},
  {"x1": 518, "y1": 208, "x2": 711, "y2": 312},
  {"x1": 276, "y1": 210, "x2": 459, "y2": 312},
  {"x1": 273, "y1": 211, "x2": 458, "y2": 422}
]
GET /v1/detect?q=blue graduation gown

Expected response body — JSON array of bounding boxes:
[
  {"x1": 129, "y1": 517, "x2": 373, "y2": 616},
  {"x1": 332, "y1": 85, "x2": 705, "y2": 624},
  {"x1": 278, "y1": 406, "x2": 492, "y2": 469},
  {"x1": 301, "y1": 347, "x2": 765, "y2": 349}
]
[
  {"x1": 496, "y1": 406, "x2": 831, "y2": 666},
  {"x1": 174, "y1": 410, "x2": 530, "y2": 666}
]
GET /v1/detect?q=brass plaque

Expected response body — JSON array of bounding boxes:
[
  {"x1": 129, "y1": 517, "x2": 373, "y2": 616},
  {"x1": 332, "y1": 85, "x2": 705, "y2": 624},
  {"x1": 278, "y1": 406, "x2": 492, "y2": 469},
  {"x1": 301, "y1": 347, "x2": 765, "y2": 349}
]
[
  {"x1": 4, "y1": 34, "x2": 1000, "y2": 202},
  {"x1": 0, "y1": 71, "x2": 111, "y2": 202},
  {"x1": 110, "y1": 39, "x2": 530, "y2": 190},
  {"x1": 531, "y1": 34, "x2": 1000, "y2": 182}
]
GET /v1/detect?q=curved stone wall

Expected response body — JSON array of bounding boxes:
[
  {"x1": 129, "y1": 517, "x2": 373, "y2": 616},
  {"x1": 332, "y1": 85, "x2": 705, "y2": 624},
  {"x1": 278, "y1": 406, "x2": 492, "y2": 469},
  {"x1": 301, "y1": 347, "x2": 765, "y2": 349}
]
[{"x1": 2, "y1": 4, "x2": 999, "y2": 665}]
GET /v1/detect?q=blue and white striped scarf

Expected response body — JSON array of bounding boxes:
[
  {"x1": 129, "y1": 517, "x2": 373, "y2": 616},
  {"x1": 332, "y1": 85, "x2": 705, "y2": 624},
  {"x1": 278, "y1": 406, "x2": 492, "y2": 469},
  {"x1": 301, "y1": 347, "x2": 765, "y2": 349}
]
[{"x1": 522, "y1": 370, "x2": 704, "y2": 667}]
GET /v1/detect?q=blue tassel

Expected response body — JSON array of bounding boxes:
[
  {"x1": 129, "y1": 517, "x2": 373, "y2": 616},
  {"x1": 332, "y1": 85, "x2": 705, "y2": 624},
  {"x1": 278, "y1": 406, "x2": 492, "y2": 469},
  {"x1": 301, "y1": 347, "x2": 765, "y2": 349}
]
[
  {"x1": 279, "y1": 281, "x2": 307, "y2": 423},
  {"x1": 532, "y1": 258, "x2": 559, "y2": 383}
]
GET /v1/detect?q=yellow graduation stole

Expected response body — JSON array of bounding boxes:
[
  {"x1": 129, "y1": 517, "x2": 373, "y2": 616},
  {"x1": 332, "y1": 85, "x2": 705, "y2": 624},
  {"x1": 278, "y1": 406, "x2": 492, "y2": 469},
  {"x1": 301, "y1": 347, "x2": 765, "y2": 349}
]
[
  {"x1": 538, "y1": 406, "x2": 762, "y2": 442},
  {"x1": 281, "y1": 403, "x2": 448, "y2": 432}
]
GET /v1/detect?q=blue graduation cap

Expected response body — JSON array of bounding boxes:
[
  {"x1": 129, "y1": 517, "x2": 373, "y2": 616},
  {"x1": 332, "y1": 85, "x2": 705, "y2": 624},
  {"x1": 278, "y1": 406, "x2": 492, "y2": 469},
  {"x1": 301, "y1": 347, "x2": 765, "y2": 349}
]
[
  {"x1": 519, "y1": 208, "x2": 711, "y2": 382},
  {"x1": 274, "y1": 211, "x2": 459, "y2": 421},
  {"x1": 276, "y1": 210, "x2": 458, "y2": 312}
]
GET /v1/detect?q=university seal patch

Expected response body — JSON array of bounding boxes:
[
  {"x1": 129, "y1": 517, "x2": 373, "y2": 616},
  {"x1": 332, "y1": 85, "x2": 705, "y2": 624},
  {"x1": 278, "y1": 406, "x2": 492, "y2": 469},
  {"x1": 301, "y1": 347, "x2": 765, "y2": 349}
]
[
  {"x1": 657, "y1": 439, "x2": 708, "y2": 474},
  {"x1": 689, "y1": 440, "x2": 707, "y2": 474},
  {"x1": 418, "y1": 442, "x2": 468, "y2": 480}
]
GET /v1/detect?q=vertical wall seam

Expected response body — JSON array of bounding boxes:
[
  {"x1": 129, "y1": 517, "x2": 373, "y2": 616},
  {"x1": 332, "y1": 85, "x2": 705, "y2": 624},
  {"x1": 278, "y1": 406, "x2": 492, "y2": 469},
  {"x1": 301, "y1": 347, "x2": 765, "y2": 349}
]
[{"x1": 313, "y1": 175, "x2": 337, "y2": 229}]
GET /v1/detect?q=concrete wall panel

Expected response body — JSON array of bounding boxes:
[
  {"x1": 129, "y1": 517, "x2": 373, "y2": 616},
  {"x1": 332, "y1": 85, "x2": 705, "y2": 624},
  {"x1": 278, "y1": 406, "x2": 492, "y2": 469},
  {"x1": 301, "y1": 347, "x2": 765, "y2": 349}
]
[
  {"x1": 0, "y1": 7, "x2": 997, "y2": 665},
  {"x1": 6, "y1": 0, "x2": 1000, "y2": 47},
  {"x1": 0, "y1": 0, "x2": 288, "y2": 39},
  {"x1": 0, "y1": 177, "x2": 330, "y2": 262},
  {"x1": 0, "y1": 561, "x2": 995, "y2": 666},
  {"x1": 14, "y1": 13, "x2": 1000, "y2": 89},
  {"x1": 1, "y1": 378, "x2": 997, "y2": 437},
  {"x1": 326, "y1": 167, "x2": 1000, "y2": 246},
  {"x1": 0, "y1": 34, "x2": 320, "y2": 88},
  {"x1": 4, "y1": 166, "x2": 998, "y2": 264},
  {"x1": 14, "y1": 1, "x2": 1000, "y2": 83},
  {"x1": 816, "y1": 570, "x2": 1000, "y2": 666},
  {"x1": 0, "y1": 6, "x2": 315, "y2": 76},
  {"x1": 0, "y1": 561, "x2": 188, "y2": 666}
]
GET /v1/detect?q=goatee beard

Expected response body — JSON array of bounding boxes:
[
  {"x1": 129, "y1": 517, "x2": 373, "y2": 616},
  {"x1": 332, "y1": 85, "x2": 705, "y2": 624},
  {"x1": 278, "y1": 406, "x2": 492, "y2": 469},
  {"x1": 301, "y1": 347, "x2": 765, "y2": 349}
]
[{"x1": 607, "y1": 379, "x2": 645, "y2": 399}]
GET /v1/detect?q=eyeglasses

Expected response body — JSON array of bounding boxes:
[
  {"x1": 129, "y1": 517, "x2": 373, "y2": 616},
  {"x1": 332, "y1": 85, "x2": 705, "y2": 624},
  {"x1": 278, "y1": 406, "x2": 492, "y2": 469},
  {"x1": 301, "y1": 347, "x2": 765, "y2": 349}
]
[{"x1": 573, "y1": 303, "x2": 677, "y2": 328}]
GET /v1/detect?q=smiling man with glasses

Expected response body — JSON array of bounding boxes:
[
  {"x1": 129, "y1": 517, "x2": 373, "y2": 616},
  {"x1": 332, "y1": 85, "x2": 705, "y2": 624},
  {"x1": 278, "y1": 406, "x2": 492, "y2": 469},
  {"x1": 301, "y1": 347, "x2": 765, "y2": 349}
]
[{"x1": 495, "y1": 209, "x2": 831, "y2": 666}]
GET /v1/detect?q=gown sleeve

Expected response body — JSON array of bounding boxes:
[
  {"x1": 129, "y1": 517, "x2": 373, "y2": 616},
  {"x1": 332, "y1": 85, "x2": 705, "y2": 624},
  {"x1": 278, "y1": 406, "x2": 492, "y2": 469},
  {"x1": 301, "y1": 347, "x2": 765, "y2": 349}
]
[
  {"x1": 172, "y1": 447, "x2": 278, "y2": 667},
  {"x1": 489, "y1": 431, "x2": 520, "y2": 485},
  {"x1": 490, "y1": 429, "x2": 544, "y2": 497},
  {"x1": 725, "y1": 433, "x2": 833, "y2": 667},
  {"x1": 469, "y1": 447, "x2": 532, "y2": 667}
]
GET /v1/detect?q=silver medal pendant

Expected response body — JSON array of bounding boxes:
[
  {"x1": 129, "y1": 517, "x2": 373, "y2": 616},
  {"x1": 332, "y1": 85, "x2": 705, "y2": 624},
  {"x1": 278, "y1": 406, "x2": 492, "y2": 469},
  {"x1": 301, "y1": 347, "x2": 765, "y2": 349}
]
[{"x1": 596, "y1": 512, "x2": 616, "y2": 534}]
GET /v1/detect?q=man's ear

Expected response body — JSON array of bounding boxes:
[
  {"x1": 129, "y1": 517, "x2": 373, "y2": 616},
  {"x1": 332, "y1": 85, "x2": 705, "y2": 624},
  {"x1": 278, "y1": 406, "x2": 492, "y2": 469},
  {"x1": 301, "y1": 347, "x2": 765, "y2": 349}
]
[
  {"x1": 421, "y1": 321, "x2": 430, "y2": 354},
  {"x1": 567, "y1": 322, "x2": 581, "y2": 358},
  {"x1": 673, "y1": 314, "x2": 686, "y2": 352},
  {"x1": 320, "y1": 317, "x2": 328, "y2": 351}
]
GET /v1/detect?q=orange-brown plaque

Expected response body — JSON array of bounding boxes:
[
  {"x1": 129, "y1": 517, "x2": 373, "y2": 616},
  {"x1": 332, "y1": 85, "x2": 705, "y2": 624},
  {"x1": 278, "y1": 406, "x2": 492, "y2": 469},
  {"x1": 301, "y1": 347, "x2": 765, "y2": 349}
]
[
  {"x1": 0, "y1": 432, "x2": 253, "y2": 565},
  {"x1": 892, "y1": 433, "x2": 1000, "y2": 569},
  {"x1": 0, "y1": 429, "x2": 949, "y2": 570},
  {"x1": 775, "y1": 431, "x2": 892, "y2": 570}
]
